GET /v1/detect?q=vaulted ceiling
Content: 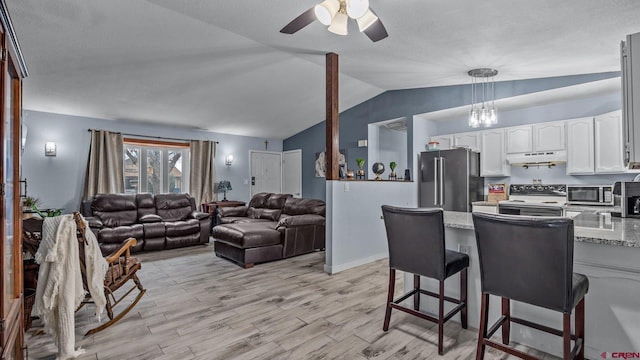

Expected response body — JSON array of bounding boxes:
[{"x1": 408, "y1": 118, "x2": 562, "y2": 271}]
[{"x1": 7, "y1": 0, "x2": 640, "y2": 139}]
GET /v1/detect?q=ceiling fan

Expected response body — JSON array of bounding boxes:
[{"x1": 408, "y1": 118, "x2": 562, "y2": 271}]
[{"x1": 280, "y1": 0, "x2": 388, "y2": 42}]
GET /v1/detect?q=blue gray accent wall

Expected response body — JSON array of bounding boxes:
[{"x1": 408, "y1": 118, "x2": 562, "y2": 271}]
[
  {"x1": 283, "y1": 72, "x2": 622, "y2": 199},
  {"x1": 22, "y1": 110, "x2": 282, "y2": 213}
]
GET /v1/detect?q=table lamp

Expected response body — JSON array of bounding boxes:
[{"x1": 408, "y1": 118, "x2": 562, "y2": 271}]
[{"x1": 216, "y1": 180, "x2": 232, "y2": 201}]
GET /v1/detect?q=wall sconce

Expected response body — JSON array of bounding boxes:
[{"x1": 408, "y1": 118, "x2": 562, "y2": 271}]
[
  {"x1": 225, "y1": 154, "x2": 233, "y2": 166},
  {"x1": 45, "y1": 142, "x2": 56, "y2": 156},
  {"x1": 358, "y1": 139, "x2": 368, "y2": 147}
]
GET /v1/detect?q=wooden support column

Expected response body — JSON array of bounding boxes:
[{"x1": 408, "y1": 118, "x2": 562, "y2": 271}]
[{"x1": 326, "y1": 52, "x2": 339, "y2": 180}]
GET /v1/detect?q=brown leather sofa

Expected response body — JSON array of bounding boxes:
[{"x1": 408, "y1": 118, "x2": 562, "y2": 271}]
[
  {"x1": 213, "y1": 193, "x2": 325, "y2": 268},
  {"x1": 82, "y1": 193, "x2": 210, "y2": 255}
]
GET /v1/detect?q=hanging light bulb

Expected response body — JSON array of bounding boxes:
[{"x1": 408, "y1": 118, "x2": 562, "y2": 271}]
[
  {"x1": 314, "y1": 0, "x2": 340, "y2": 26},
  {"x1": 328, "y1": 11, "x2": 349, "y2": 35},
  {"x1": 469, "y1": 109, "x2": 479, "y2": 128},
  {"x1": 346, "y1": 0, "x2": 369, "y2": 19},
  {"x1": 489, "y1": 107, "x2": 497, "y2": 125}
]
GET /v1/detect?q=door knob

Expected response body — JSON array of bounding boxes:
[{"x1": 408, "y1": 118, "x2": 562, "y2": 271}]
[{"x1": 251, "y1": 177, "x2": 255, "y2": 186}]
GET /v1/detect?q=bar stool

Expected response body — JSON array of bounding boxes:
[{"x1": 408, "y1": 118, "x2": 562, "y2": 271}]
[
  {"x1": 472, "y1": 213, "x2": 588, "y2": 360},
  {"x1": 381, "y1": 206, "x2": 469, "y2": 355}
]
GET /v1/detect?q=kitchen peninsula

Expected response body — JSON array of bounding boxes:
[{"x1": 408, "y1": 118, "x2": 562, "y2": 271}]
[{"x1": 412, "y1": 210, "x2": 640, "y2": 358}]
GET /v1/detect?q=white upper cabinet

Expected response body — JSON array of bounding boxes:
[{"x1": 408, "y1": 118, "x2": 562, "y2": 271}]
[
  {"x1": 430, "y1": 135, "x2": 452, "y2": 150},
  {"x1": 453, "y1": 132, "x2": 481, "y2": 152},
  {"x1": 532, "y1": 121, "x2": 566, "y2": 152},
  {"x1": 480, "y1": 129, "x2": 510, "y2": 177},
  {"x1": 506, "y1": 126, "x2": 533, "y2": 154},
  {"x1": 566, "y1": 117, "x2": 595, "y2": 175},
  {"x1": 506, "y1": 122, "x2": 566, "y2": 154},
  {"x1": 595, "y1": 110, "x2": 625, "y2": 174}
]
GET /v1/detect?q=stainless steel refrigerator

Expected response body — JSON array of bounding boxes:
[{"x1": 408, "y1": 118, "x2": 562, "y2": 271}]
[{"x1": 419, "y1": 148, "x2": 484, "y2": 212}]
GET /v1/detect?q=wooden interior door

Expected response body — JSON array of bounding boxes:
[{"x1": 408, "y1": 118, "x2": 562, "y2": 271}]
[{"x1": 0, "y1": 2, "x2": 28, "y2": 358}]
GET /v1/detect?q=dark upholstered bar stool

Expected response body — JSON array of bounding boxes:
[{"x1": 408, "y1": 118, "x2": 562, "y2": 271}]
[
  {"x1": 381, "y1": 206, "x2": 469, "y2": 355},
  {"x1": 472, "y1": 213, "x2": 588, "y2": 360}
]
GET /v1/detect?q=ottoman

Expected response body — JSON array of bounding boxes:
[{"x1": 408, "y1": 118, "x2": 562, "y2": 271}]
[{"x1": 212, "y1": 222, "x2": 283, "y2": 268}]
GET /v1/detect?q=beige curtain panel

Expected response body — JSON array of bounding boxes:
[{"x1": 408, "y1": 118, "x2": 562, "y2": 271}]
[
  {"x1": 83, "y1": 130, "x2": 124, "y2": 199},
  {"x1": 189, "y1": 140, "x2": 216, "y2": 207}
]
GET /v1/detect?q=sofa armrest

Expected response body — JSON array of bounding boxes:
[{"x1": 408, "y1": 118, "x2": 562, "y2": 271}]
[
  {"x1": 189, "y1": 211, "x2": 210, "y2": 220},
  {"x1": 85, "y1": 216, "x2": 103, "y2": 229},
  {"x1": 218, "y1": 206, "x2": 248, "y2": 218},
  {"x1": 140, "y1": 214, "x2": 163, "y2": 223},
  {"x1": 276, "y1": 214, "x2": 325, "y2": 229}
]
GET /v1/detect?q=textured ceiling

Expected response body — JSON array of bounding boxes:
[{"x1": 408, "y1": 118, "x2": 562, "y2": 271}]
[{"x1": 7, "y1": 0, "x2": 640, "y2": 139}]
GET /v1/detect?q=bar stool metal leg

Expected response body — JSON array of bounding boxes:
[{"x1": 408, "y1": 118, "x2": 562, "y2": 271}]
[
  {"x1": 383, "y1": 268, "x2": 396, "y2": 331},
  {"x1": 461, "y1": 268, "x2": 468, "y2": 329},
  {"x1": 563, "y1": 313, "x2": 571, "y2": 360},
  {"x1": 576, "y1": 298, "x2": 585, "y2": 360},
  {"x1": 476, "y1": 293, "x2": 489, "y2": 360},
  {"x1": 502, "y1": 297, "x2": 510, "y2": 345},
  {"x1": 414, "y1": 274, "x2": 420, "y2": 310},
  {"x1": 438, "y1": 280, "x2": 445, "y2": 355}
]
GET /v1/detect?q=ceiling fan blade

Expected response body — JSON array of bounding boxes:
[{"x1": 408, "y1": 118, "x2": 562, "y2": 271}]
[
  {"x1": 280, "y1": 8, "x2": 317, "y2": 34},
  {"x1": 363, "y1": 18, "x2": 388, "y2": 42}
]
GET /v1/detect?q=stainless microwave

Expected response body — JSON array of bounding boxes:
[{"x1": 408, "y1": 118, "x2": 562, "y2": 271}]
[{"x1": 566, "y1": 185, "x2": 614, "y2": 205}]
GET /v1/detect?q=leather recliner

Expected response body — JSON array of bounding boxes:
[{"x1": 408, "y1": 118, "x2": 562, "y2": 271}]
[{"x1": 82, "y1": 193, "x2": 210, "y2": 255}]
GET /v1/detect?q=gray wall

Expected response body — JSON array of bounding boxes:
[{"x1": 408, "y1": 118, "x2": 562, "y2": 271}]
[
  {"x1": 283, "y1": 72, "x2": 622, "y2": 199},
  {"x1": 22, "y1": 110, "x2": 282, "y2": 212}
]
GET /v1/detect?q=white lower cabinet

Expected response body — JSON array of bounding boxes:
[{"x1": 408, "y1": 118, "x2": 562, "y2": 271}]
[
  {"x1": 594, "y1": 110, "x2": 625, "y2": 174},
  {"x1": 480, "y1": 129, "x2": 510, "y2": 177},
  {"x1": 566, "y1": 117, "x2": 595, "y2": 175}
]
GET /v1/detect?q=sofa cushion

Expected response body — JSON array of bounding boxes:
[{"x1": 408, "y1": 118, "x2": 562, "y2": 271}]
[
  {"x1": 98, "y1": 224, "x2": 144, "y2": 244},
  {"x1": 283, "y1": 198, "x2": 326, "y2": 216},
  {"x1": 155, "y1": 193, "x2": 193, "y2": 221},
  {"x1": 248, "y1": 192, "x2": 271, "y2": 208},
  {"x1": 213, "y1": 223, "x2": 281, "y2": 249},
  {"x1": 136, "y1": 193, "x2": 157, "y2": 219},
  {"x1": 276, "y1": 214, "x2": 325, "y2": 229},
  {"x1": 165, "y1": 219, "x2": 200, "y2": 236},
  {"x1": 248, "y1": 208, "x2": 282, "y2": 221},
  {"x1": 265, "y1": 193, "x2": 293, "y2": 209},
  {"x1": 92, "y1": 194, "x2": 138, "y2": 227},
  {"x1": 140, "y1": 214, "x2": 162, "y2": 223}
]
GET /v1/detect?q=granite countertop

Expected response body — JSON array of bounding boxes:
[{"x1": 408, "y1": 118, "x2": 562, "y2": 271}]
[
  {"x1": 443, "y1": 210, "x2": 640, "y2": 248},
  {"x1": 563, "y1": 204, "x2": 621, "y2": 213},
  {"x1": 471, "y1": 201, "x2": 498, "y2": 207}
]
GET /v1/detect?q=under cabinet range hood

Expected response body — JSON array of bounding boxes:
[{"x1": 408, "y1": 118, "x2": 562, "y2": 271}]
[
  {"x1": 622, "y1": 32, "x2": 640, "y2": 169},
  {"x1": 506, "y1": 151, "x2": 567, "y2": 167}
]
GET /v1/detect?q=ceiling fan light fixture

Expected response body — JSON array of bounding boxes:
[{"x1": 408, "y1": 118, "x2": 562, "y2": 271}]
[
  {"x1": 346, "y1": 0, "x2": 369, "y2": 19},
  {"x1": 356, "y1": 8, "x2": 378, "y2": 32},
  {"x1": 314, "y1": 0, "x2": 340, "y2": 26},
  {"x1": 328, "y1": 11, "x2": 348, "y2": 35}
]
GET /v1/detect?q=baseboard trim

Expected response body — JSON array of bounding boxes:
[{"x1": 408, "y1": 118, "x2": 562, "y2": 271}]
[{"x1": 324, "y1": 252, "x2": 388, "y2": 274}]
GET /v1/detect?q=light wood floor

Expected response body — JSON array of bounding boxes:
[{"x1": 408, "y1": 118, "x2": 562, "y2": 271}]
[{"x1": 26, "y1": 243, "x2": 560, "y2": 360}]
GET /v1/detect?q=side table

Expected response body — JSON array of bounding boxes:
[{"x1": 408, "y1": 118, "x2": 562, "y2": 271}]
[{"x1": 203, "y1": 200, "x2": 246, "y2": 227}]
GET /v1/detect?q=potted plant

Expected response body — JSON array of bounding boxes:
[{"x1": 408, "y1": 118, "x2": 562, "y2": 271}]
[
  {"x1": 23, "y1": 196, "x2": 40, "y2": 212},
  {"x1": 356, "y1": 157, "x2": 365, "y2": 178},
  {"x1": 389, "y1": 161, "x2": 397, "y2": 178}
]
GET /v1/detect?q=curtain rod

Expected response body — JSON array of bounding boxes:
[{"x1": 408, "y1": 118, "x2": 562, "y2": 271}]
[{"x1": 87, "y1": 129, "x2": 219, "y2": 144}]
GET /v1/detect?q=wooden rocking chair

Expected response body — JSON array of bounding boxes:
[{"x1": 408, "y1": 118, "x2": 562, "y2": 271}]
[
  {"x1": 72, "y1": 212, "x2": 146, "y2": 335},
  {"x1": 22, "y1": 213, "x2": 146, "y2": 336}
]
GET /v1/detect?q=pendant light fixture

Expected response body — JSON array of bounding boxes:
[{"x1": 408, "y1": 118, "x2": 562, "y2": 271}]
[{"x1": 468, "y1": 68, "x2": 498, "y2": 128}]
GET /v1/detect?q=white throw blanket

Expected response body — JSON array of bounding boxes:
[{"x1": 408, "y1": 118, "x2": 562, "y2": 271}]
[{"x1": 32, "y1": 215, "x2": 108, "y2": 360}]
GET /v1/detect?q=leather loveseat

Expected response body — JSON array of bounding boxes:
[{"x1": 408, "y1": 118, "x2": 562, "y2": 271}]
[
  {"x1": 82, "y1": 193, "x2": 210, "y2": 255},
  {"x1": 213, "y1": 192, "x2": 325, "y2": 268}
]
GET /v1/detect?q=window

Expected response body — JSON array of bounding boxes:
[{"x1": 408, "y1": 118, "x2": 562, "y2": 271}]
[{"x1": 123, "y1": 139, "x2": 190, "y2": 194}]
